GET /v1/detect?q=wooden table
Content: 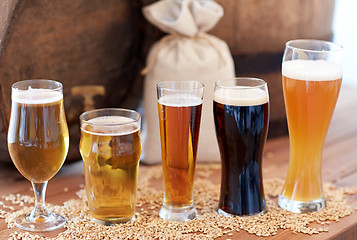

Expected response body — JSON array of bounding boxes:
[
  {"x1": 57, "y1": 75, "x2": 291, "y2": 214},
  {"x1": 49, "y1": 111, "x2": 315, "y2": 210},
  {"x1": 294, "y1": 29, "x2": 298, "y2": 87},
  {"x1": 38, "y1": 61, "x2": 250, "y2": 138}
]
[{"x1": 0, "y1": 86, "x2": 356, "y2": 240}]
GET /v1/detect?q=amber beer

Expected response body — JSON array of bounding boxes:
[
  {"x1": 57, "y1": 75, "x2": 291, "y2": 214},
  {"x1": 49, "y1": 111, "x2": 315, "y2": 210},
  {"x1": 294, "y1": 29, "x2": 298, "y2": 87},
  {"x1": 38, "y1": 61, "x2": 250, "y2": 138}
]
[
  {"x1": 214, "y1": 78, "x2": 269, "y2": 216},
  {"x1": 281, "y1": 60, "x2": 342, "y2": 201},
  {"x1": 157, "y1": 81, "x2": 204, "y2": 221},
  {"x1": 8, "y1": 89, "x2": 69, "y2": 183},
  {"x1": 279, "y1": 39, "x2": 343, "y2": 213},
  {"x1": 80, "y1": 109, "x2": 141, "y2": 224}
]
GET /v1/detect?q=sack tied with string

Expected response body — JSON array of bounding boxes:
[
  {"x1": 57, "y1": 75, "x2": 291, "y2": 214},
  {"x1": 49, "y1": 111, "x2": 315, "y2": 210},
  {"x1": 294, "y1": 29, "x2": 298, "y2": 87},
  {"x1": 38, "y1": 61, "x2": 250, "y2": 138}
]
[{"x1": 141, "y1": 0, "x2": 235, "y2": 164}]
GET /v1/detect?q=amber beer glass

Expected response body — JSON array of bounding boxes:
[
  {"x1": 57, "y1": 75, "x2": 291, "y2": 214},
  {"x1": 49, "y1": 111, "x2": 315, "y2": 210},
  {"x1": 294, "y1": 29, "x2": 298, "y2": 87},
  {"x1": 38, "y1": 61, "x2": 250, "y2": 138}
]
[
  {"x1": 279, "y1": 40, "x2": 343, "y2": 213},
  {"x1": 8, "y1": 80, "x2": 69, "y2": 231},
  {"x1": 157, "y1": 81, "x2": 204, "y2": 221},
  {"x1": 214, "y1": 78, "x2": 269, "y2": 216},
  {"x1": 79, "y1": 108, "x2": 141, "y2": 224}
]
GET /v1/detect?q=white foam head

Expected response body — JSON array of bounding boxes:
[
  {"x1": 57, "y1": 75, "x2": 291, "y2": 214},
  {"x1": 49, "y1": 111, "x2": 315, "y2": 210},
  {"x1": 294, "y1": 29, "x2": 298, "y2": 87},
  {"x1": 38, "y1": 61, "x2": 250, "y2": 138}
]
[
  {"x1": 82, "y1": 116, "x2": 140, "y2": 136},
  {"x1": 158, "y1": 94, "x2": 202, "y2": 107},
  {"x1": 12, "y1": 87, "x2": 63, "y2": 104},
  {"x1": 214, "y1": 88, "x2": 268, "y2": 106},
  {"x1": 282, "y1": 59, "x2": 342, "y2": 81}
]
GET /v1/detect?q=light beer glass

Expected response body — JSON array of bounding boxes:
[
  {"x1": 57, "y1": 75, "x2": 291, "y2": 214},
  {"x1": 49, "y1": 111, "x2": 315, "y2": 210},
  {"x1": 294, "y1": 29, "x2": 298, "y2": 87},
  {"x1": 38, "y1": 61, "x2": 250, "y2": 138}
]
[
  {"x1": 8, "y1": 80, "x2": 69, "y2": 231},
  {"x1": 279, "y1": 39, "x2": 343, "y2": 213},
  {"x1": 79, "y1": 108, "x2": 141, "y2": 224},
  {"x1": 214, "y1": 78, "x2": 269, "y2": 216},
  {"x1": 157, "y1": 81, "x2": 204, "y2": 221}
]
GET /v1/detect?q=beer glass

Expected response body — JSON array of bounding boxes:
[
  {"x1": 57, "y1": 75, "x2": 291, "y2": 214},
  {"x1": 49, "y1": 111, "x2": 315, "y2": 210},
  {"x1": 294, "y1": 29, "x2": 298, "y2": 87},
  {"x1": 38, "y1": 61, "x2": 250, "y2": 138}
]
[
  {"x1": 79, "y1": 108, "x2": 142, "y2": 225},
  {"x1": 214, "y1": 78, "x2": 269, "y2": 216},
  {"x1": 279, "y1": 40, "x2": 343, "y2": 213},
  {"x1": 157, "y1": 81, "x2": 204, "y2": 221},
  {"x1": 8, "y1": 80, "x2": 69, "y2": 231}
]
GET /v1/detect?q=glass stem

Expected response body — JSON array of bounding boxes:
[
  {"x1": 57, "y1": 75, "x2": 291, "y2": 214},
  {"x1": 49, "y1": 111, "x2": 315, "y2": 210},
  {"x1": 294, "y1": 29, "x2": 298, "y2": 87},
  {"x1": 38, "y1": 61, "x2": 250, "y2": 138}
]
[{"x1": 28, "y1": 181, "x2": 50, "y2": 221}]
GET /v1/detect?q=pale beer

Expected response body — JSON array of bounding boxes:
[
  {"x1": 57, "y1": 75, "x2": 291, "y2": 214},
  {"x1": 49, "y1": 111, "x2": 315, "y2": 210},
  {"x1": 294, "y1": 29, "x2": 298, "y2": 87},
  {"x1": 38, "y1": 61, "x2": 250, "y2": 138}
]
[
  {"x1": 278, "y1": 40, "x2": 343, "y2": 213},
  {"x1": 7, "y1": 80, "x2": 68, "y2": 231},
  {"x1": 281, "y1": 59, "x2": 342, "y2": 202},
  {"x1": 8, "y1": 88, "x2": 68, "y2": 183},
  {"x1": 80, "y1": 110, "x2": 141, "y2": 224}
]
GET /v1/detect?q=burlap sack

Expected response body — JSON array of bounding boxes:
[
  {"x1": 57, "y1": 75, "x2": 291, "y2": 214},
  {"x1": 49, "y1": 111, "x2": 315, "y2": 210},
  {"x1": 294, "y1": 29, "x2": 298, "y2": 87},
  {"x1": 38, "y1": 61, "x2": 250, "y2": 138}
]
[{"x1": 142, "y1": 0, "x2": 235, "y2": 164}]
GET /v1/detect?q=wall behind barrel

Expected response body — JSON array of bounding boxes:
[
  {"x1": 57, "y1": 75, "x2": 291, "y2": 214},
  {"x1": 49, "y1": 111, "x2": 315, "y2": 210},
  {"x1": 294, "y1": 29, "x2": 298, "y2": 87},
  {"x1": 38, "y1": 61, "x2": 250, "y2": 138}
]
[
  {"x1": 0, "y1": 0, "x2": 160, "y2": 163},
  {"x1": 210, "y1": 0, "x2": 336, "y2": 137}
]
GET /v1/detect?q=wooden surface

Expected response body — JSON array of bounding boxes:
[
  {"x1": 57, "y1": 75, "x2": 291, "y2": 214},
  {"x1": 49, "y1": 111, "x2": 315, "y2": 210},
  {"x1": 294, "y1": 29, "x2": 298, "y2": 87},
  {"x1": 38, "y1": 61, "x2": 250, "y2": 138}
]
[
  {"x1": 211, "y1": 0, "x2": 335, "y2": 55},
  {"x1": 0, "y1": 85, "x2": 356, "y2": 239}
]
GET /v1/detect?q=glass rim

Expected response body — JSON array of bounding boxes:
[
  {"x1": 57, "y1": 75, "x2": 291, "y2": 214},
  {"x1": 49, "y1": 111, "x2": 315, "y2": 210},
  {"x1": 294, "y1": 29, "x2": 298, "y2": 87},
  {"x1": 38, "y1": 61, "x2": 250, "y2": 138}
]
[
  {"x1": 79, "y1": 108, "x2": 141, "y2": 127},
  {"x1": 215, "y1": 77, "x2": 267, "y2": 89},
  {"x1": 157, "y1": 81, "x2": 204, "y2": 91},
  {"x1": 285, "y1": 39, "x2": 343, "y2": 53},
  {"x1": 12, "y1": 79, "x2": 63, "y2": 91}
]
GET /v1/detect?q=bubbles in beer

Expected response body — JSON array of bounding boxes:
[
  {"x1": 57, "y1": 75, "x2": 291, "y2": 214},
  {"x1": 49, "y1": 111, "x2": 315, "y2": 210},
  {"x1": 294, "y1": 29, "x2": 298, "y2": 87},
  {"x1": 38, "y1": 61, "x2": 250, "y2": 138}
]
[
  {"x1": 214, "y1": 88, "x2": 268, "y2": 106},
  {"x1": 282, "y1": 59, "x2": 343, "y2": 81},
  {"x1": 12, "y1": 87, "x2": 63, "y2": 104}
]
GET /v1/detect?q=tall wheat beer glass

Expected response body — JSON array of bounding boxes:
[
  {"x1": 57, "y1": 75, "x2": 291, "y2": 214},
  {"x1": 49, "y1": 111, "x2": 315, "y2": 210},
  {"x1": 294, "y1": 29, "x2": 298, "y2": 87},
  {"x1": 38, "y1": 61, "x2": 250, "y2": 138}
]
[
  {"x1": 214, "y1": 78, "x2": 269, "y2": 216},
  {"x1": 157, "y1": 81, "x2": 204, "y2": 221},
  {"x1": 79, "y1": 109, "x2": 142, "y2": 224},
  {"x1": 278, "y1": 40, "x2": 343, "y2": 213},
  {"x1": 8, "y1": 80, "x2": 69, "y2": 231}
]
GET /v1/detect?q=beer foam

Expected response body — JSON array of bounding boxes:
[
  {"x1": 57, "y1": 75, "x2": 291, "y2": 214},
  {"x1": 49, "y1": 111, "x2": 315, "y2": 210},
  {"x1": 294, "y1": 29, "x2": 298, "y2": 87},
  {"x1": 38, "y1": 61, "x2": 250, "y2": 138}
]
[
  {"x1": 214, "y1": 88, "x2": 268, "y2": 106},
  {"x1": 12, "y1": 88, "x2": 63, "y2": 104},
  {"x1": 158, "y1": 94, "x2": 202, "y2": 107},
  {"x1": 282, "y1": 59, "x2": 342, "y2": 81},
  {"x1": 82, "y1": 116, "x2": 140, "y2": 136}
]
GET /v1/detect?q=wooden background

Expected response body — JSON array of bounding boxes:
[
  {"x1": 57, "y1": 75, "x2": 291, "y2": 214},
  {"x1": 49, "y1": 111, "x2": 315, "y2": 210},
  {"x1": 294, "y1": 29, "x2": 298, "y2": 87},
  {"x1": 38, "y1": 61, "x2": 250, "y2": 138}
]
[{"x1": 0, "y1": 0, "x2": 336, "y2": 162}]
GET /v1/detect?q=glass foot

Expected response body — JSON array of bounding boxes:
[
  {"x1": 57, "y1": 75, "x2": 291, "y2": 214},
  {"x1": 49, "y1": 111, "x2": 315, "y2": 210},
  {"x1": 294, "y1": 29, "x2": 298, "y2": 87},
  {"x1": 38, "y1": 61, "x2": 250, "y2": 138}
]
[
  {"x1": 90, "y1": 215, "x2": 135, "y2": 225},
  {"x1": 278, "y1": 195, "x2": 326, "y2": 213},
  {"x1": 15, "y1": 212, "x2": 66, "y2": 232},
  {"x1": 217, "y1": 207, "x2": 266, "y2": 217},
  {"x1": 159, "y1": 204, "x2": 198, "y2": 221}
]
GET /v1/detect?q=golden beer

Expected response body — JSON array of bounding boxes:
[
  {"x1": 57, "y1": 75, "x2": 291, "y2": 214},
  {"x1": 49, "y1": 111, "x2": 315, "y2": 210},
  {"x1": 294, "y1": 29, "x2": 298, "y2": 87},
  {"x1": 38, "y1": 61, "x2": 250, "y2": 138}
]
[
  {"x1": 80, "y1": 113, "x2": 141, "y2": 224},
  {"x1": 8, "y1": 89, "x2": 69, "y2": 183},
  {"x1": 8, "y1": 80, "x2": 68, "y2": 232},
  {"x1": 281, "y1": 59, "x2": 342, "y2": 202}
]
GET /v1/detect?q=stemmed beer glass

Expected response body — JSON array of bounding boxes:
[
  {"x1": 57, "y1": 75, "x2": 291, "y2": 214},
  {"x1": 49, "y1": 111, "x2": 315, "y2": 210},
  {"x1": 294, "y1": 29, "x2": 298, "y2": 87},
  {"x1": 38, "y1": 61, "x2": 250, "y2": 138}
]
[
  {"x1": 8, "y1": 80, "x2": 69, "y2": 231},
  {"x1": 279, "y1": 40, "x2": 343, "y2": 213}
]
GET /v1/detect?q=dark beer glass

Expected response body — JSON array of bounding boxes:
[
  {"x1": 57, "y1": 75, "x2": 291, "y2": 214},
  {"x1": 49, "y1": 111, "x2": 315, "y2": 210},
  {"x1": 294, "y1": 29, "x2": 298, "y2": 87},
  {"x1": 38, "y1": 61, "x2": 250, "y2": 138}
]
[
  {"x1": 214, "y1": 78, "x2": 269, "y2": 216},
  {"x1": 157, "y1": 81, "x2": 204, "y2": 221}
]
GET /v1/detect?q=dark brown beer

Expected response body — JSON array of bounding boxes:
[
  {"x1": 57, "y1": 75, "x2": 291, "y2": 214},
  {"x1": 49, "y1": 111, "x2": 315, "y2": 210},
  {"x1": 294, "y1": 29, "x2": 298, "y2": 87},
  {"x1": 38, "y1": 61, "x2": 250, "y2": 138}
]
[
  {"x1": 214, "y1": 86, "x2": 269, "y2": 216},
  {"x1": 158, "y1": 94, "x2": 202, "y2": 207},
  {"x1": 8, "y1": 89, "x2": 69, "y2": 183}
]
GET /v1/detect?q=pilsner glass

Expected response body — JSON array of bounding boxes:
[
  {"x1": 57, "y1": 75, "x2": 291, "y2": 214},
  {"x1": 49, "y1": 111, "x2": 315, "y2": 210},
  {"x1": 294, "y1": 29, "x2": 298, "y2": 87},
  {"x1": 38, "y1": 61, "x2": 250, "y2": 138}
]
[
  {"x1": 8, "y1": 80, "x2": 69, "y2": 231},
  {"x1": 79, "y1": 108, "x2": 142, "y2": 225},
  {"x1": 278, "y1": 39, "x2": 343, "y2": 213},
  {"x1": 157, "y1": 81, "x2": 204, "y2": 221},
  {"x1": 214, "y1": 78, "x2": 269, "y2": 216}
]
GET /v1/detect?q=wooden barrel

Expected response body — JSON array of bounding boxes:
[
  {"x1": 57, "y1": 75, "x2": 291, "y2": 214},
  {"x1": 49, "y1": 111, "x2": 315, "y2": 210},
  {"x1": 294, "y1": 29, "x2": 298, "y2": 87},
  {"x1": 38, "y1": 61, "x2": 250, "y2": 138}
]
[
  {"x1": 210, "y1": 0, "x2": 336, "y2": 137},
  {"x1": 0, "y1": 0, "x2": 159, "y2": 163}
]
